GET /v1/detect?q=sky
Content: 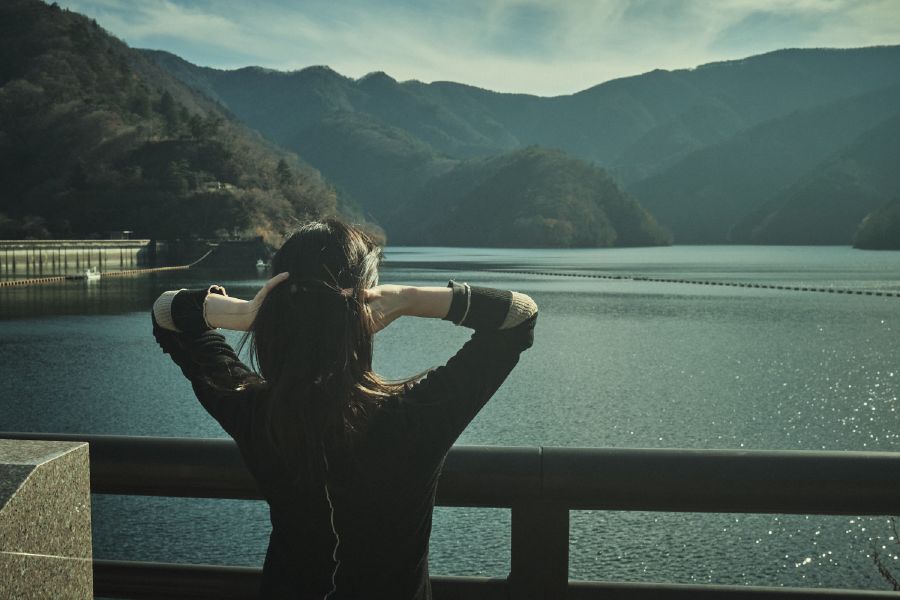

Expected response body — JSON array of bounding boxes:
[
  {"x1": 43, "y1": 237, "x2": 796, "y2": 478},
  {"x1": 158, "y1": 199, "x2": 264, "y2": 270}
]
[{"x1": 59, "y1": 0, "x2": 900, "y2": 97}]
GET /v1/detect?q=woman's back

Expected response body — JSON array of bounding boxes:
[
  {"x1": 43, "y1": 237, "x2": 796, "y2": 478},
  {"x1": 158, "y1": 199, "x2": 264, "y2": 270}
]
[
  {"x1": 150, "y1": 220, "x2": 537, "y2": 599},
  {"x1": 233, "y1": 386, "x2": 442, "y2": 598}
]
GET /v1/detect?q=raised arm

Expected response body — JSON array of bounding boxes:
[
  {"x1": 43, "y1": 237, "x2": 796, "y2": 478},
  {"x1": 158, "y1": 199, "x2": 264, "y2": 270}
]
[
  {"x1": 364, "y1": 284, "x2": 453, "y2": 331},
  {"x1": 367, "y1": 281, "x2": 538, "y2": 457},
  {"x1": 150, "y1": 274, "x2": 287, "y2": 437}
]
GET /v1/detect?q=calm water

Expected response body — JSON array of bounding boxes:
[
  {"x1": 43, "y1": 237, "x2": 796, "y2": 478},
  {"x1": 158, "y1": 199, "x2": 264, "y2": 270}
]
[{"x1": 1, "y1": 246, "x2": 899, "y2": 590}]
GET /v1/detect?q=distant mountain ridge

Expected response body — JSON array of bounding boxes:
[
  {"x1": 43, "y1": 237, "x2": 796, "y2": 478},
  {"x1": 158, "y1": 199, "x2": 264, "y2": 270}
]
[
  {"x1": 5, "y1": 0, "x2": 897, "y2": 247},
  {"x1": 145, "y1": 46, "x2": 900, "y2": 176},
  {"x1": 631, "y1": 83, "x2": 900, "y2": 243},
  {"x1": 145, "y1": 46, "x2": 900, "y2": 246}
]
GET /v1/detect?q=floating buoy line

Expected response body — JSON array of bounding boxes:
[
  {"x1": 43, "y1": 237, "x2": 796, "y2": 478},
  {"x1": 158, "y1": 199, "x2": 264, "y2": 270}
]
[{"x1": 486, "y1": 269, "x2": 900, "y2": 298}]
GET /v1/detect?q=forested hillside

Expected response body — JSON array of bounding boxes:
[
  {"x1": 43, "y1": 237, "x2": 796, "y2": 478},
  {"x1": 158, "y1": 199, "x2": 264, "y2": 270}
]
[
  {"x1": 389, "y1": 147, "x2": 670, "y2": 247},
  {"x1": 0, "y1": 0, "x2": 342, "y2": 243},
  {"x1": 147, "y1": 49, "x2": 671, "y2": 247},
  {"x1": 289, "y1": 111, "x2": 457, "y2": 223},
  {"x1": 6, "y1": 0, "x2": 898, "y2": 247},
  {"x1": 630, "y1": 84, "x2": 900, "y2": 243},
  {"x1": 732, "y1": 111, "x2": 900, "y2": 245},
  {"x1": 146, "y1": 46, "x2": 900, "y2": 246},
  {"x1": 146, "y1": 46, "x2": 900, "y2": 182}
]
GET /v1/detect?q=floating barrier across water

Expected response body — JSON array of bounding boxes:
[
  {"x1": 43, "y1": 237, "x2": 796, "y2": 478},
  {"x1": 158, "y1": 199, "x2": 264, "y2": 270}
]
[
  {"x1": 0, "y1": 275, "x2": 70, "y2": 287},
  {"x1": 0, "y1": 264, "x2": 192, "y2": 287},
  {"x1": 489, "y1": 269, "x2": 900, "y2": 298}
]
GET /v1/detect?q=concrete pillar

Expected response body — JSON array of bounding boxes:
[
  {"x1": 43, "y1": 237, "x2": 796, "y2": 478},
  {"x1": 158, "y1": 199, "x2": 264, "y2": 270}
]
[{"x1": 0, "y1": 439, "x2": 93, "y2": 599}]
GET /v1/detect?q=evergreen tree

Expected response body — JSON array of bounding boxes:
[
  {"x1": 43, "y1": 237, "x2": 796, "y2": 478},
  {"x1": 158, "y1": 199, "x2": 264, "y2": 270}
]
[
  {"x1": 157, "y1": 91, "x2": 180, "y2": 134},
  {"x1": 276, "y1": 159, "x2": 294, "y2": 187}
]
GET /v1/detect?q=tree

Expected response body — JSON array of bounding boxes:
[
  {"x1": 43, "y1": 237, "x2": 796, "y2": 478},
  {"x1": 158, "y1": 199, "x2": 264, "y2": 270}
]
[
  {"x1": 276, "y1": 159, "x2": 294, "y2": 187},
  {"x1": 157, "y1": 91, "x2": 180, "y2": 135},
  {"x1": 164, "y1": 159, "x2": 190, "y2": 195},
  {"x1": 187, "y1": 113, "x2": 205, "y2": 139},
  {"x1": 201, "y1": 114, "x2": 223, "y2": 138},
  {"x1": 129, "y1": 90, "x2": 151, "y2": 118}
]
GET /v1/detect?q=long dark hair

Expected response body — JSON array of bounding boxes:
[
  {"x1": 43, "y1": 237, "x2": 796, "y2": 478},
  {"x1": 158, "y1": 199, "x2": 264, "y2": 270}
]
[{"x1": 244, "y1": 219, "x2": 405, "y2": 463}]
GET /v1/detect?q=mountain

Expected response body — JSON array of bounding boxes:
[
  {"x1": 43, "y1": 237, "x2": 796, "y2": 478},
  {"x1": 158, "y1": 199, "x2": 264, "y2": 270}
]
[
  {"x1": 145, "y1": 50, "x2": 673, "y2": 247},
  {"x1": 144, "y1": 46, "x2": 900, "y2": 246},
  {"x1": 144, "y1": 50, "x2": 522, "y2": 160},
  {"x1": 0, "y1": 0, "x2": 343, "y2": 243},
  {"x1": 597, "y1": 47, "x2": 900, "y2": 182},
  {"x1": 628, "y1": 84, "x2": 900, "y2": 243},
  {"x1": 289, "y1": 111, "x2": 457, "y2": 222},
  {"x1": 8, "y1": 0, "x2": 898, "y2": 247},
  {"x1": 732, "y1": 111, "x2": 900, "y2": 244},
  {"x1": 389, "y1": 147, "x2": 671, "y2": 247},
  {"x1": 146, "y1": 46, "x2": 900, "y2": 182}
]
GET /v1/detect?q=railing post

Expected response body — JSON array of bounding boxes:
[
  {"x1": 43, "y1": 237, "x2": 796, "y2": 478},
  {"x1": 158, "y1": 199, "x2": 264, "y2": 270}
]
[{"x1": 509, "y1": 502, "x2": 569, "y2": 600}]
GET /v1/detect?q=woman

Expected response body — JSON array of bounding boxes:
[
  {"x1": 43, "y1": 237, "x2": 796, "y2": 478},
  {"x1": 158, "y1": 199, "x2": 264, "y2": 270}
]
[{"x1": 151, "y1": 219, "x2": 537, "y2": 599}]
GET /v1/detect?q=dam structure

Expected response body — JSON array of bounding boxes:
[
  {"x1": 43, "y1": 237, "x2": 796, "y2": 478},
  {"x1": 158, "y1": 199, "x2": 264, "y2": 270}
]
[
  {"x1": 0, "y1": 238, "x2": 271, "y2": 285},
  {"x1": 0, "y1": 239, "x2": 157, "y2": 280}
]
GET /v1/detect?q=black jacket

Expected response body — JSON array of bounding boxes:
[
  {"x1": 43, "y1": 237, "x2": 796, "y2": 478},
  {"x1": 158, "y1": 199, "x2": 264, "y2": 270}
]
[{"x1": 152, "y1": 283, "x2": 537, "y2": 599}]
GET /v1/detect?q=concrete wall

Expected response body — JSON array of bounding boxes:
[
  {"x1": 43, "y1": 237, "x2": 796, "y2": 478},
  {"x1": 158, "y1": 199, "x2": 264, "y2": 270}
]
[
  {"x1": 0, "y1": 439, "x2": 93, "y2": 599},
  {"x1": 0, "y1": 240, "x2": 153, "y2": 279}
]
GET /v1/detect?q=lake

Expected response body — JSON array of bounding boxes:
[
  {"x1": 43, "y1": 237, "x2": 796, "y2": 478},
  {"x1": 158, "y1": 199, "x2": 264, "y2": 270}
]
[{"x1": 1, "y1": 245, "x2": 898, "y2": 590}]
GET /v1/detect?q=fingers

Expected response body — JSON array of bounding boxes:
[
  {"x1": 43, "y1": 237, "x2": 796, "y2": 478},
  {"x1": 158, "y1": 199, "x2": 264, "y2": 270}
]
[
  {"x1": 249, "y1": 272, "x2": 290, "y2": 312},
  {"x1": 264, "y1": 271, "x2": 290, "y2": 291}
]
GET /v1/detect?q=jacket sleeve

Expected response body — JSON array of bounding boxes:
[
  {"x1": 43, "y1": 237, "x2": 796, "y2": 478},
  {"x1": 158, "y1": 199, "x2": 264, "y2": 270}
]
[
  {"x1": 398, "y1": 281, "x2": 538, "y2": 458},
  {"x1": 151, "y1": 286, "x2": 261, "y2": 439}
]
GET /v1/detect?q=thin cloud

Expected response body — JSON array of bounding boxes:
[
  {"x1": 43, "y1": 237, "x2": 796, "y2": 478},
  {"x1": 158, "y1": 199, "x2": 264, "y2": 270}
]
[{"x1": 60, "y1": 0, "x2": 900, "y2": 96}]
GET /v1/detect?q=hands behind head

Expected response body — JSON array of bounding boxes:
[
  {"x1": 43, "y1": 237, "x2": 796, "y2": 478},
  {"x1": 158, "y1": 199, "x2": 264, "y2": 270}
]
[
  {"x1": 249, "y1": 274, "x2": 402, "y2": 334},
  {"x1": 248, "y1": 271, "x2": 291, "y2": 318},
  {"x1": 202, "y1": 271, "x2": 290, "y2": 332},
  {"x1": 245, "y1": 276, "x2": 409, "y2": 334},
  {"x1": 363, "y1": 285, "x2": 408, "y2": 333}
]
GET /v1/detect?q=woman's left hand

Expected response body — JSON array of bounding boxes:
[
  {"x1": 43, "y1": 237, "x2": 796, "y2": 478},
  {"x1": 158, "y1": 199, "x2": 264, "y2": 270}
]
[
  {"x1": 364, "y1": 284, "x2": 408, "y2": 332},
  {"x1": 205, "y1": 272, "x2": 290, "y2": 331},
  {"x1": 246, "y1": 272, "x2": 290, "y2": 321}
]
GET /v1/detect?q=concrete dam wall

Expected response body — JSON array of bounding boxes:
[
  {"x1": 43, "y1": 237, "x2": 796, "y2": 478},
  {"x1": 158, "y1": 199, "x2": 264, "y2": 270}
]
[
  {"x1": 0, "y1": 238, "x2": 273, "y2": 281},
  {"x1": 0, "y1": 240, "x2": 156, "y2": 279}
]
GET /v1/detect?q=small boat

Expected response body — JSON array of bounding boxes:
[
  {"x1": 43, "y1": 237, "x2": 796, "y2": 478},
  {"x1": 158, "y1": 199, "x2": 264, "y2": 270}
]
[{"x1": 83, "y1": 267, "x2": 101, "y2": 282}]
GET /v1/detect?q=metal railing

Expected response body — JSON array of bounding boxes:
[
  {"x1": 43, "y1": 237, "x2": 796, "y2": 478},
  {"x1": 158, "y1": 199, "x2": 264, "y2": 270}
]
[{"x1": 3, "y1": 432, "x2": 899, "y2": 599}]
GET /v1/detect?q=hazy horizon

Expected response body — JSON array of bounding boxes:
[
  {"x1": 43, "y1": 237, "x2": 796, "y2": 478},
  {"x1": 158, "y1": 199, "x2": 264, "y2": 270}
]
[
  {"x1": 58, "y1": 0, "x2": 900, "y2": 97},
  {"x1": 143, "y1": 43, "x2": 900, "y2": 98}
]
